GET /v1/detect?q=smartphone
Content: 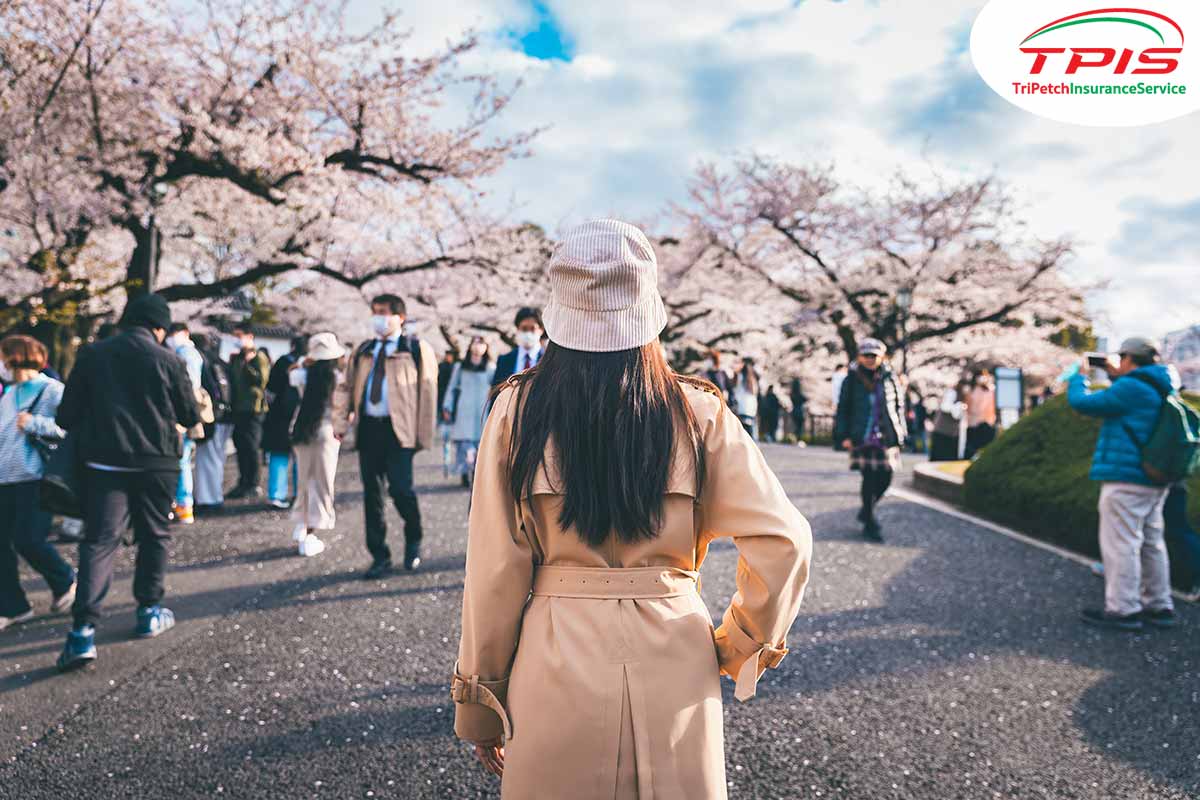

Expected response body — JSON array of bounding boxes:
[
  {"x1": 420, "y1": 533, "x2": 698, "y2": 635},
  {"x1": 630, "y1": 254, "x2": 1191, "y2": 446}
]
[{"x1": 1084, "y1": 352, "x2": 1111, "y2": 368}]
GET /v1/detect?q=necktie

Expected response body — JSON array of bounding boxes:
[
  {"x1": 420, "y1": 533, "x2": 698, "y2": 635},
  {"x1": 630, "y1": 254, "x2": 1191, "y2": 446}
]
[
  {"x1": 369, "y1": 341, "x2": 388, "y2": 405},
  {"x1": 522, "y1": 352, "x2": 531, "y2": 372}
]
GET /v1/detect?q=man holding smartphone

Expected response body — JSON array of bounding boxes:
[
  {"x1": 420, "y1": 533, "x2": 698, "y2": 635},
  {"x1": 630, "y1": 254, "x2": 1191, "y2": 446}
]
[{"x1": 1067, "y1": 337, "x2": 1179, "y2": 632}]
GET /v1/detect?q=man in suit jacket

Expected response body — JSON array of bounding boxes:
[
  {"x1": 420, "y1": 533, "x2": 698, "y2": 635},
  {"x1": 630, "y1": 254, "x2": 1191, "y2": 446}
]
[{"x1": 491, "y1": 307, "x2": 545, "y2": 388}]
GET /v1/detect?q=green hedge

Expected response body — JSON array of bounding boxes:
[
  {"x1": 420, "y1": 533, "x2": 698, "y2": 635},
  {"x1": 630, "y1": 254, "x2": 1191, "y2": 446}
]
[{"x1": 963, "y1": 392, "x2": 1200, "y2": 562}]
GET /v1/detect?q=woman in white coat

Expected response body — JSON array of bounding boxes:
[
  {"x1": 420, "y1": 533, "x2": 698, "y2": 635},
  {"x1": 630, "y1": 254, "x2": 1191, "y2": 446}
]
[
  {"x1": 442, "y1": 337, "x2": 496, "y2": 487},
  {"x1": 288, "y1": 333, "x2": 346, "y2": 557}
]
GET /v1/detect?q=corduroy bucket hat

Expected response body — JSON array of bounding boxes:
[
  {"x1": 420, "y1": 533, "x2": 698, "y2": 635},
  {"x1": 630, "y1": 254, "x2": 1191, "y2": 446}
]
[
  {"x1": 542, "y1": 219, "x2": 668, "y2": 353},
  {"x1": 306, "y1": 332, "x2": 346, "y2": 362}
]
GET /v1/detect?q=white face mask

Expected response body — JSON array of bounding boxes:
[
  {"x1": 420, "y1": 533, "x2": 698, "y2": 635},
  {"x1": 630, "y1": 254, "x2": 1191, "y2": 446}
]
[
  {"x1": 372, "y1": 315, "x2": 396, "y2": 337},
  {"x1": 516, "y1": 330, "x2": 540, "y2": 350},
  {"x1": 288, "y1": 368, "x2": 307, "y2": 389},
  {"x1": 0, "y1": 361, "x2": 12, "y2": 383}
]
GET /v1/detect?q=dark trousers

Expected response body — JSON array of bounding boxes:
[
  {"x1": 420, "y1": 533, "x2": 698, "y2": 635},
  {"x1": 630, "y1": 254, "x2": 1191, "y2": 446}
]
[
  {"x1": 0, "y1": 482, "x2": 75, "y2": 617},
  {"x1": 232, "y1": 412, "x2": 264, "y2": 490},
  {"x1": 860, "y1": 468, "x2": 893, "y2": 522},
  {"x1": 1164, "y1": 484, "x2": 1200, "y2": 591},
  {"x1": 73, "y1": 468, "x2": 175, "y2": 628},
  {"x1": 791, "y1": 410, "x2": 805, "y2": 439},
  {"x1": 964, "y1": 423, "x2": 995, "y2": 459},
  {"x1": 358, "y1": 417, "x2": 422, "y2": 564}
]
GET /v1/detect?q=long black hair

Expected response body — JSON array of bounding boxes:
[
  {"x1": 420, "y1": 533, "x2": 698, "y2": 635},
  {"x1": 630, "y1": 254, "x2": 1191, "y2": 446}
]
[
  {"x1": 500, "y1": 341, "x2": 713, "y2": 548},
  {"x1": 291, "y1": 360, "x2": 338, "y2": 445}
]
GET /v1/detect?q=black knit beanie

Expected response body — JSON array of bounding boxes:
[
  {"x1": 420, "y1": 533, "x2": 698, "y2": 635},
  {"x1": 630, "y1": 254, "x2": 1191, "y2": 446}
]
[{"x1": 120, "y1": 294, "x2": 172, "y2": 332}]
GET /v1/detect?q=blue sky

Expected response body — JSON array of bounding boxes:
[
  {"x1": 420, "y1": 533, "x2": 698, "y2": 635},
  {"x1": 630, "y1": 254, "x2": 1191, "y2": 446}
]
[{"x1": 385, "y1": 0, "x2": 1200, "y2": 343}]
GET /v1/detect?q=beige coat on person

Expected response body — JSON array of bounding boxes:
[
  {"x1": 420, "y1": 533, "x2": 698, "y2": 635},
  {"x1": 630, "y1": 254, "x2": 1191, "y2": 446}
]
[
  {"x1": 333, "y1": 337, "x2": 438, "y2": 449},
  {"x1": 452, "y1": 380, "x2": 813, "y2": 799}
]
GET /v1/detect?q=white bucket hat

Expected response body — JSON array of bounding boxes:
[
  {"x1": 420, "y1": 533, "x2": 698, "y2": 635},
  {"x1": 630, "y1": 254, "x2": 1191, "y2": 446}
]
[
  {"x1": 542, "y1": 219, "x2": 668, "y2": 353},
  {"x1": 306, "y1": 332, "x2": 345, "y2": 362}
]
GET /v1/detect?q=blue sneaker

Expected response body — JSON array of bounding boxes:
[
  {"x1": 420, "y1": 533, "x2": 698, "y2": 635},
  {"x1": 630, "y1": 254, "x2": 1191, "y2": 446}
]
[
  {"x1": 57, "y1": 626, "x2": 97, "y2": 672},
  {"x1": 135, "y1": 606, "x2": 176, "y2": 639}
]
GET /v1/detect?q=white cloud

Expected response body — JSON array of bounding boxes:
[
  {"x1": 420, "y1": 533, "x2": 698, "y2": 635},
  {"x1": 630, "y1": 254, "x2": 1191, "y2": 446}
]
[{"x1": 361, "y1": 0, "x2": 1200, "y2": 345}]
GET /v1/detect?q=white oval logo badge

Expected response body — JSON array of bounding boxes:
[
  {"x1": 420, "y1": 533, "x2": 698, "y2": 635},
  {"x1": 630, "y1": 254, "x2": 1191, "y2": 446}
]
[{"x1": 970, "y1": 1, "x2": 1200, "y2": 126}]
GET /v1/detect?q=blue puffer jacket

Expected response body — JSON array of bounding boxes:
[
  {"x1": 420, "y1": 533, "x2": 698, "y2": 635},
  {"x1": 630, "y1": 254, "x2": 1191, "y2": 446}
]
[{"x1": 1067, "y1": 364, "x2": 1178, "y2": 485}]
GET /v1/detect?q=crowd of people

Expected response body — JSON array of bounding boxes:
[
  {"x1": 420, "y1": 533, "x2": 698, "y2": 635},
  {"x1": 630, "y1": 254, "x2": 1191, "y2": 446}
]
[
  {"x1": 0, "y1": 275, "x2": 1195, "y2": 681},
  {"x1": 0, "y1": 217, "x2": 1196, "y2": 798}
]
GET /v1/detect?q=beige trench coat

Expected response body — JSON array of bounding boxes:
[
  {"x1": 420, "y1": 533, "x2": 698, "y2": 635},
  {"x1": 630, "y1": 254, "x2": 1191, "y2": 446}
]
[
  {"x1": 452, "y1": 381, "x2": 812, "y2": 799},
  {"x1": 333, "y1": 337, "x2": 437, "y2": 450}
]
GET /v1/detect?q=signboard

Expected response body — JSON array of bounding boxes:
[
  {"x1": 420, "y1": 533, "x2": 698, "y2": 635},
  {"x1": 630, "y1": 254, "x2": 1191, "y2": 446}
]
[{"x1": 994, "y1": 366, "x2": 1024, "y2": 430}]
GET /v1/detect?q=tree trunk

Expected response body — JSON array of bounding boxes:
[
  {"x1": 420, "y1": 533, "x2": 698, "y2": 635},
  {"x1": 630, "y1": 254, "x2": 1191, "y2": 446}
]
[{"x1": 126, "y1": 217, "x2": 160, "y2": 297}]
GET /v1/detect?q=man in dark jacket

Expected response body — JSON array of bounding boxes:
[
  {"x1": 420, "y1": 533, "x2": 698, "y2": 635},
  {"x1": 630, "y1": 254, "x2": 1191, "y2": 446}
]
[
  {"x1": 1068, "y1": 337, "x2": 1178, "y2": 631},
  {"x1": 227, "y1": 324, "x2": 271, "y2": 498},
  {"x1": 491, "y1": 307, "x2": 544, "y2": 389},
  {"x1": 834, "y1": 338, "x2": 906, "y2": 542},
  {"x1": 55, "y1": 293, "x2": 200, "y2": 670}
]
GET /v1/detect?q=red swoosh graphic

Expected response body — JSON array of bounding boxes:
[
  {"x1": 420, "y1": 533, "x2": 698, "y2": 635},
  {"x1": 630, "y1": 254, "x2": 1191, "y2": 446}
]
[{"x1": 1023, "y1": 7, "x2": 1184, "y2": 44}]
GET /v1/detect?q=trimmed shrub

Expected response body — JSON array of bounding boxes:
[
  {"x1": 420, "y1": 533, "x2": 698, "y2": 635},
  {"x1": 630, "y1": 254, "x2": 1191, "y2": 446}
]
[{"x1": 963, "y1": 391, "x2": 1200, "y2": 567}]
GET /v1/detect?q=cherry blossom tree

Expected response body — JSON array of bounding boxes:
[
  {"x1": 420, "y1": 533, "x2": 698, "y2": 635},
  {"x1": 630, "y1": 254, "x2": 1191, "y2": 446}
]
[
  {"x1": 0, "y1": 0, "x2": 536, "y2": 364},
  {"x1": 674, "y1": 155, "x2": 1092, "y2": 406}
]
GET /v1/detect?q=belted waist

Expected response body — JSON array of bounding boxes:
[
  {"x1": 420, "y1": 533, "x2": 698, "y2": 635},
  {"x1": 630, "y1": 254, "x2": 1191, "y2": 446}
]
[{"x1": 531, "y1": 565, "x2": 699, "y2": 599}]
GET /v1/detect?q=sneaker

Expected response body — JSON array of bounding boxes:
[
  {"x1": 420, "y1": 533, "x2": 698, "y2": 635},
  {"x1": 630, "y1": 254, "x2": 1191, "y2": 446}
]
[
  {"x1": 135, "y1": 605, "x2": 176, "y2": 639},
  {"x1": 0, "y1": 609, "x2": 35, "y2": 631},
  {"x1": 863, "y1": 518, "x2": 883, "y2": 543},
  {"x1": 292, "y1": 523, "x2": 309, "y2": 543},
  {"x1": 461, "y1": 473, "x2": 470, "y2": 488},
  {"x1": 404, "y1": 543, "x2": 422, "y2": 571},
  {"x1": 175, "y1": 505, "x2": 195, "y2": 525},
  {"x1": 268, "y1": 498, "x2": 290, "y2": 510},
  {"x1": 227, "y1": 485, "x2": 263, "y2": 500},
  {"x1": 1140, "y1": 608, "x2": 1178, "y2": 629},
  {"x1": 362, "y1": 560, "x2": 394, "y2": 580},
  {"x1": 51, "y1": 582, "x2": 77, "y2": 615},
  {"x1": 194, "y1": 503, "x2": 224, "y2": 517},
  {"x1": 299, "y1": 534, "x2": 326, "y2": 557},
  {"x1": 1080, "y1": 608, "x2": 1143, "y2": 631},
  {"x1": 57, "y1": 626, "x2": 97, "y2": 671}
]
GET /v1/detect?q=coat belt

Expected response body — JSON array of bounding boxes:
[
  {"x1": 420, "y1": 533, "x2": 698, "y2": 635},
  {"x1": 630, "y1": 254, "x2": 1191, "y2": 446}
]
[{"x1": 531, "y1": 565, "x2": 700, "y2": 599}]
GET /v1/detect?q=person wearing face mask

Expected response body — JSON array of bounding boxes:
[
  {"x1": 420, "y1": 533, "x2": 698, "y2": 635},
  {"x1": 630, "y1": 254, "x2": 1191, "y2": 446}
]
[
  {"x1": 261, "y1": 336, "x2": 308, "y2": 509},
  {"x1": 442, "y1": 337, "x2": 496, "y2": 488},
  {"x1": 335, "y1": 294, "x2": 437, "y2": 577},
  {"x1": 490, "y1": 308, "x2": 545, "y2": 391},
  {"x1": 833, "y1": 338, "x2": 906, "y2": 543},
  {"x1": 54, "y1": 293, "x2": 200, "y2": 670},
  {"x1": 0, "y1": 335, "x2": 76, "y2": 633},
  {"x1": 288, "y1": 333, "x2": 348, "y2": 558},
  {"x1": 167, "y1": 323, "x2": 205, "y2": 524},
  {"x1": 227, "y1": 323, "x2": 272, "y2": 500}
]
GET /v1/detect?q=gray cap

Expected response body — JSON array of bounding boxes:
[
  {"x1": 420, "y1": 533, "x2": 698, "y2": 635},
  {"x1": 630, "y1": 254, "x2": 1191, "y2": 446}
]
[
  {"x1": 1118, "y1": 336, "x2": 1159, "y2": 359},
  {"x1": 858, "y1": 337, "x2": 886, "y2": 356}
]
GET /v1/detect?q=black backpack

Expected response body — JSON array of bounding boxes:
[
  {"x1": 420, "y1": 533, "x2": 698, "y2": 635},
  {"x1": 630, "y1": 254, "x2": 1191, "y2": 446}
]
[{"x1": 201, "y1": 351, "x2": 233, "y2": 423}]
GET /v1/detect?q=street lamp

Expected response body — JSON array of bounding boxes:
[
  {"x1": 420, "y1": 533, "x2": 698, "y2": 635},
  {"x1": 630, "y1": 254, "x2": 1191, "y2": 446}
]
[{"x1": 895, "y1": 287, "x2": 912, "y2": 374}]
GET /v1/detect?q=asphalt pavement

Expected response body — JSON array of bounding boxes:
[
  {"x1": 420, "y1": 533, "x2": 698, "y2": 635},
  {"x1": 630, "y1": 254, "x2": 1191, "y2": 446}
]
[{"x1": 1, "y1": 445, "x2": 1197, "y2": 800}]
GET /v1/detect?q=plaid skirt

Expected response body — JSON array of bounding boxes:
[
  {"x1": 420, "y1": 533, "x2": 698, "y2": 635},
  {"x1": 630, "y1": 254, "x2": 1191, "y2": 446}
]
[{"x1": 850, "y1": 445, "x2": 902, "y2": 472}]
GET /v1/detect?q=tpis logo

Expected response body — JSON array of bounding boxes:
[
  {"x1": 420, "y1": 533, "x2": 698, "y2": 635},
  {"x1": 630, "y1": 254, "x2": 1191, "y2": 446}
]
[{"x1": 971, "y1": 2, "x2": 1200, "y2": 126}]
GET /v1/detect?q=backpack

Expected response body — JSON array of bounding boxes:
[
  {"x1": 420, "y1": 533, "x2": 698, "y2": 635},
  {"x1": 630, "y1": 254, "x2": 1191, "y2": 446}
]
[
  {"x1": 1121, "y1": 372, "x2": 1200, "y2": 484},
  {"x1": 201, "y1": 352, "x2": 233, "y2": 423}
]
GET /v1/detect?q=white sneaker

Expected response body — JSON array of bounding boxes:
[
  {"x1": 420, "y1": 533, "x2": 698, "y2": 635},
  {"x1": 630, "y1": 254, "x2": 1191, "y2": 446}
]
[
  {"x1": 299, "y1": 534, "x2": 325, "y2": 557},
  {"x1": 292, "y1": 523, "x2": 308, "y2": 543},
  {"x1": 51, "y1": 582, "x2": 77, "y2": 615},
  {"x1": 0, "y1": 609, "x2": 35, "y2": 631}
]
